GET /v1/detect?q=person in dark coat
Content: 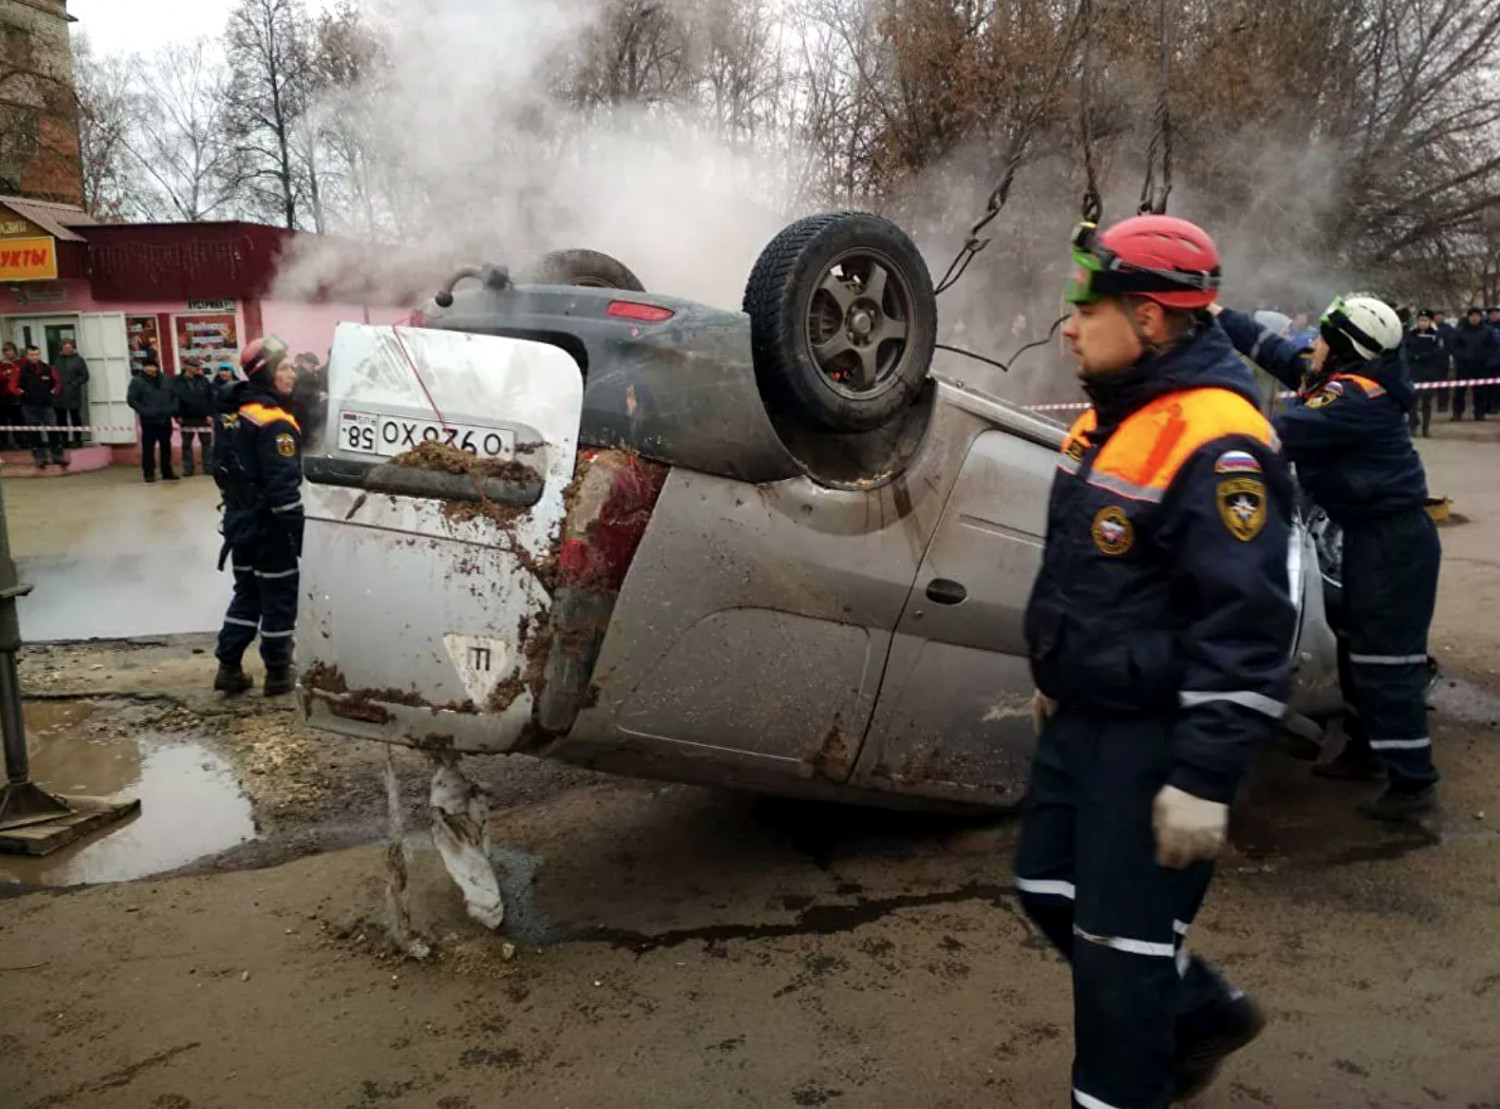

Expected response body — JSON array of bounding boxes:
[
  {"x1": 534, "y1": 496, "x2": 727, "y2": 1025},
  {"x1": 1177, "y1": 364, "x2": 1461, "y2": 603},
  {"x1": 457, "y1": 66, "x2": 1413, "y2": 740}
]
[
  {"x1": 0, "y1": 342, "x2": 21, "y2": 452},
  {"x1": 212, "y1": 336, "x2": 302, "y2": 697},
  {"x1": 1404, "y1": 310, "x2": 1449, "y2": 437},
  {"x1": 1018, "y1": 216, "x2": 1292, "y2": 1109},
  {"x1": 126, "y1": 359, "x2": 179, "y2": 483},
  {"x1": 1448, "y1": 307, "x2": 1495, "y2": 420},
  {"x1": 10, "y1": 346, "x2": 65, "y2": 469},
  {"x1": 1487, "y1": 306, "x2": 1500, "y2": 414},
  {"x1": 171, "y1": 356, "x2": 218, "y2": 476},
  {"x1": 1219, "y1": 294, "x2": 1441, "y2": 820},
  {"x1": 53, "y1": 340, "x2": 90, "y2": 449},
  {"x1": 1432, "y1": 310, "x2": 1454, "y2": 412}
]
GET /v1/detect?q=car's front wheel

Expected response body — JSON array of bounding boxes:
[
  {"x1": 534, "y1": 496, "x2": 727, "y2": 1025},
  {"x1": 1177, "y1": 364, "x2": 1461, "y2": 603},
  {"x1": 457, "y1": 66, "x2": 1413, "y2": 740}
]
[{"x1": 743, "y1": 211, "x2": 937, "y2": 432}]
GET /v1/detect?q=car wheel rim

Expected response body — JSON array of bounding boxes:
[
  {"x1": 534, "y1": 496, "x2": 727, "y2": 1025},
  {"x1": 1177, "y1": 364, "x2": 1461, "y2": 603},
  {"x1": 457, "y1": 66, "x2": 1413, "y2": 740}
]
[{"x1": 804, "y1": 248, "x2": 914, "y2": 398}]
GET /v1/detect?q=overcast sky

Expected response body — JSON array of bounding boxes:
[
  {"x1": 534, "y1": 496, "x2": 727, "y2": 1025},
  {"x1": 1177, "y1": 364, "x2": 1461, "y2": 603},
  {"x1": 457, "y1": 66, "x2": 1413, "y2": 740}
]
[{"x1": 69, "y1": 0, "x2": 336, "y2": 57}]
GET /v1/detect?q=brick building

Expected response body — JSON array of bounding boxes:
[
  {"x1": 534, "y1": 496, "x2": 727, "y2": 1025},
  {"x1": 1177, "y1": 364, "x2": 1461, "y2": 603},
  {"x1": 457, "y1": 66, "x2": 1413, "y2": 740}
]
[{"x1": 0, "y1": 0, "x2": 82, "y2": 207}]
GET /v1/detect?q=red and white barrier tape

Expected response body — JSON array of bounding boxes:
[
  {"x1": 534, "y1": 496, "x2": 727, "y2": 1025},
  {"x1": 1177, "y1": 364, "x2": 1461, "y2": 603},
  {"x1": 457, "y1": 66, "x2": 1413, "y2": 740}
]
[
  {"x1": 1024, "y1": 377, "x2": 1500, "y2": 414},
  {"x1": 0, "y1": 425, "x2": 138, "y2": 433},
  {"x1": 3, "y1": 375, "x2": 1498, "y2": 432}
]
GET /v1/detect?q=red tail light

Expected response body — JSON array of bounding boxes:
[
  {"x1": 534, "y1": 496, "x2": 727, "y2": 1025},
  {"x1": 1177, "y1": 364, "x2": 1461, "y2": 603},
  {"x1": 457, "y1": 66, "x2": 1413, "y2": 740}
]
[{"x1": 606, "y1": 300, "x2": 674, "y2": 323}]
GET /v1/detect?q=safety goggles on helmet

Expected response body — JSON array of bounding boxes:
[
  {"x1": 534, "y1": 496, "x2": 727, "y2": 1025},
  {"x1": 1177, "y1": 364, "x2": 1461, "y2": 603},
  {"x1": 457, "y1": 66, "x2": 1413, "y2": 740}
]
[
  {"x1": 1064, "y1": 222, "x2": 1222, "y2": 305},
  {"x1": 1320, "y1": 296, "x2": 1383, "y2": 356}
]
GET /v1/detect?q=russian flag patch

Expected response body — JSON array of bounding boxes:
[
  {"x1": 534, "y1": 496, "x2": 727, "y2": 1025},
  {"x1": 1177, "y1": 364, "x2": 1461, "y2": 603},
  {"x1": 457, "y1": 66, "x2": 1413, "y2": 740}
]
[{"x1": 1214, "y1": 449, "x2": 1262, "y2": 475}]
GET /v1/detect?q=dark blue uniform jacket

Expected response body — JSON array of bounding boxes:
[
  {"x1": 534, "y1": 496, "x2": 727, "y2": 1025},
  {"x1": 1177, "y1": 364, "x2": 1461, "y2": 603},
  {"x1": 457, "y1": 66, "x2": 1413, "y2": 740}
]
[
  {"x1": 1220, "y1": 308, "x2": 1428, "y2": 524},
  {"x1": 212, "y1": 379, "x2": 304, "y2": 556},
  {"x1": 1025, "y1": 322, "x2": 1296, "y2": 804}
]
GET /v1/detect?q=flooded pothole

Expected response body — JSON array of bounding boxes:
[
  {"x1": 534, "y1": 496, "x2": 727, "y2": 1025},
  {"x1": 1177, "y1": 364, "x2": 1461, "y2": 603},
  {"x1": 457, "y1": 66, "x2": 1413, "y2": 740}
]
[{"x1": 0, "y1": 701, "x2": 257, "y2": 888}]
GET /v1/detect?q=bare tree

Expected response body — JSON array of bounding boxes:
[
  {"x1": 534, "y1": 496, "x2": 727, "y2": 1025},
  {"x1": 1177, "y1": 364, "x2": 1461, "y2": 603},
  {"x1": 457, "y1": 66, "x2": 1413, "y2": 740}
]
[
  {"x1": 71, "y1": 34, "x2": 140, "y2": 219},
  {"x1": 565, "y1": 0, "x2": 697, "y2": 108},
  {"x1": 130, "y1": 39, "x2": 242, "y2": 221},
  {"x1": 303, "y1": 1, "x2": 388, "y2": 235},
  {"x1": 225, "y1": 0, "x2": 313, "y2": 228}
]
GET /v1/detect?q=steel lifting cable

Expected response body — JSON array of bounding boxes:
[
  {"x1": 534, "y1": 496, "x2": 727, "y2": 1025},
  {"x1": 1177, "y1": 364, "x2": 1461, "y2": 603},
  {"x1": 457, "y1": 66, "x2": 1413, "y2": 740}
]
[
  {"x1": 1137, "y1": 0, "x2": 1174, "y2": 215},
  {"x1": 935, "y1": 310, "x2": 1071, "y2": 374},
  {"x1": 933, "y1": 0, "x2": 1094, "y2": 296},
  {"x1": 1077, "y1": 0, "x2": 1102, "y2": 225}
]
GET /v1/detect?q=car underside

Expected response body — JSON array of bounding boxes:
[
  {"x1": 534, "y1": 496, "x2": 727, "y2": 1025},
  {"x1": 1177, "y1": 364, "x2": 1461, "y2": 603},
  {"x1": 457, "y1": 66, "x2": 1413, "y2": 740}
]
[{"x1": 297, "y1": 213, "x2": 1343, "y2": 814}]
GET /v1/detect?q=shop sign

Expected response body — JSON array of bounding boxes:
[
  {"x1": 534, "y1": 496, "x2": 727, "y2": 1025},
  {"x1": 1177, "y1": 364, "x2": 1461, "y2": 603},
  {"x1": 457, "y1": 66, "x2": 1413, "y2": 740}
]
[
  {"x1": 185, "y1": 298, "x2": 235, "y2": 312},
  {"x1": 0, "y1": 236, "x2": 58, "y2": 282},
  {"x1": 8, "y1": 282, "x2": 67, "y2": 306},
  {"x1": 175, "y1": 311, "x2": 239, "y2": 364}
]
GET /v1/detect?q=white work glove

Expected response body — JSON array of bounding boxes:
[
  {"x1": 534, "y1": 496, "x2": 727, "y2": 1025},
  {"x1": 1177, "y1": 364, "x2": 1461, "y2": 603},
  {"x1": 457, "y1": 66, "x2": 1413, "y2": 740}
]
[
  {"x1": 1031, "y1": 690, "x2": 1056, "y2": 737},
  {"x1": 1152, "y1": 785, "x2": 1228, "y2": 869}
]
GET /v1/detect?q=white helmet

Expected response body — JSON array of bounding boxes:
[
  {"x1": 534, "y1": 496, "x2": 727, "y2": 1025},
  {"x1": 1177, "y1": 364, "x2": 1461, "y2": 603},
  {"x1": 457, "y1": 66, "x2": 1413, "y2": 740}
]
[{"x1": 1320, "y1": 293, "x2": 1403, "y2": 360}]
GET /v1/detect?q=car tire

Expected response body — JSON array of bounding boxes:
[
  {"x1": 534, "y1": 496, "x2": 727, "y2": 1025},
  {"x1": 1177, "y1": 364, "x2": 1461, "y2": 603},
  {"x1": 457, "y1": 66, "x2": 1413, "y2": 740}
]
[
  {"x1": 743, "y1": 211, "x2": 937, "y2": 432},
  {"x1": 522, "y1": 249, "x2": 645, "y2": 291}
]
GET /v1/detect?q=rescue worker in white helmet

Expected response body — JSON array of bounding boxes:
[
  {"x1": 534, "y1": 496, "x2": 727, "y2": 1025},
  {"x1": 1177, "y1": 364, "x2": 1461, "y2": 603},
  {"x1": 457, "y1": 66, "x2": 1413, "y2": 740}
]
[
  {"x1": 1018, "y1": 215, "x2": 1295, "y2": 1108},
  {"x1": 1215, "y1": 294, "x2": 1441, "y2": 818}
]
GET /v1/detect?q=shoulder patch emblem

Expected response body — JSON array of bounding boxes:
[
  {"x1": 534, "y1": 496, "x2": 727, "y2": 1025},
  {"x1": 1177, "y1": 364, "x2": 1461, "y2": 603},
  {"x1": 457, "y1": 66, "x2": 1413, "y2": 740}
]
[
  {"x1": 1091, "y1": 505, "x2": 1134, "y2": 556},
  {"x1": 1214, "y1": 449, "x2": 1262, "y2": 475},
  {"x1": 275, "y1": 433, "x2": 297, "y2": 458},
  {"x1": 1217, "y1": 477, "x2": 1267, "y2": 541},
  {"x1": 1305, "y1": 380, "x2": 1343, "y2": 409}
]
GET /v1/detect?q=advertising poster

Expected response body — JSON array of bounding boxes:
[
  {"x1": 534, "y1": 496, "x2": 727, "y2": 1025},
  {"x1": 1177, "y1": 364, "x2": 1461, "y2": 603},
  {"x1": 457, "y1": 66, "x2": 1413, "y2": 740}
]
[
  {"x1": 127, "y1": 315, "x2": 160, "y2": 374},
  {"x1": 175, "y1": 311, "x2": 239, "y2": 367}
]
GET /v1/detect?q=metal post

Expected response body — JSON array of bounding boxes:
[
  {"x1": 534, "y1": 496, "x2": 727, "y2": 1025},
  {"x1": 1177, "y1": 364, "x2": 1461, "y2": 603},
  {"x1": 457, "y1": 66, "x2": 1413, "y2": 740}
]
[{"x1": 0, "y1": 476, "x2": 68, "y2": 828}]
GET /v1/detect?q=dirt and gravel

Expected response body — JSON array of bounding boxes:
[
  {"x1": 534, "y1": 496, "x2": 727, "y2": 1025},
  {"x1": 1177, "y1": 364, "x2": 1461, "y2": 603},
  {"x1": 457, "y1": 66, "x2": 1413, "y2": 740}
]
[{"x1": 1, "y1": 430, "x2": 1499, "y2": 1109}]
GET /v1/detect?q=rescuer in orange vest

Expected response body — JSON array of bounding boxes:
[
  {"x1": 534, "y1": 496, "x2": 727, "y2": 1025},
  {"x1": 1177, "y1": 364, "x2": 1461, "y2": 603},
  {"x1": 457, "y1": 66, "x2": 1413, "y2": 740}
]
[
  {"x1": 1216, "y1": 294, "x2": 1441, "y2": 819},
  {"x1": 211, "y1": 336, "x2": 303, "y2": 697},
  {"x1": 1016, "y1": 216, "x2": 1296, "y2": 1108}
]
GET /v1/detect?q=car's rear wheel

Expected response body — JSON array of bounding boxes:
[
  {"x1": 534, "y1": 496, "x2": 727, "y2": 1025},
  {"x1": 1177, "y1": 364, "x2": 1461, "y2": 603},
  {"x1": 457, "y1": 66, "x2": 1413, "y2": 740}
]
[
  {"x1": 744, "y1": 211, "x2": 936, "y2": 432},
  {"x1": 522, "y1": 249, "x2": 645, "y2": 291}
]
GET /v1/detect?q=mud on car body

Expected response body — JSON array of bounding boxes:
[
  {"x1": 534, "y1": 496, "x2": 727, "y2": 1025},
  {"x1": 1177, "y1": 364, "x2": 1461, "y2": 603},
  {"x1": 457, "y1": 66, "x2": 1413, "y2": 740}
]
[{"x1": 297, "y1": 217, "x2": 1342, "y2": 813}]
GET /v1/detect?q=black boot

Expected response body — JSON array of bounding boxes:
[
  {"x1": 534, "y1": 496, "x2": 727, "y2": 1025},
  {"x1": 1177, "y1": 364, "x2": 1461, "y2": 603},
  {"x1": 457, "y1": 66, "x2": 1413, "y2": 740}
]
[
  {"x1": 263, "y1": 666, "x2": 296, "y2": 696},
  {"x1": 1358, "y1": 782, "x2": 1438, "y2": 822},
  {"x1": 1175, "y1": 992, "x2": 1267, "y2": 1101},
  {"x1": 214, "y1": 662, "x2": 254, "y2": 695}
]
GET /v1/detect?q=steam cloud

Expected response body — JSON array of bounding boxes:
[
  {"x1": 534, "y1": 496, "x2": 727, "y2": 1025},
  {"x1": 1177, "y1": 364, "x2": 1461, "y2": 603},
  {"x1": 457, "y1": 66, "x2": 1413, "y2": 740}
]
[{"x1": 275, "y1": 0, "x2": 1358, "y2": 406}]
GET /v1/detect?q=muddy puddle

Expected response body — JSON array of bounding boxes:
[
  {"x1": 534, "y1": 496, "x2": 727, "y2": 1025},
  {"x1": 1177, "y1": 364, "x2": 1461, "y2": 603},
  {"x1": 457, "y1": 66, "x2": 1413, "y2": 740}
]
[{"x1": 0, "y1": 702, "x2": 256, "y2": 888}]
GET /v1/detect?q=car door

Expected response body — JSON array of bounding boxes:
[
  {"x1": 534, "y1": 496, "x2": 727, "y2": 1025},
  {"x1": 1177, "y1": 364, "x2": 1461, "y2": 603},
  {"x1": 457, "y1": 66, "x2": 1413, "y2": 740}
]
[{"x1": 851, "y1": 427, "x2": 1057, "y2": 807}]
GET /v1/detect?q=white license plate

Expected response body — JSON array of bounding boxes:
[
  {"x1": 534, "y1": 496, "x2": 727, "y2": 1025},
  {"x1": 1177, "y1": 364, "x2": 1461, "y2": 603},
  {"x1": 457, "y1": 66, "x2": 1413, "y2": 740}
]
[{"x1": 339, "y1": 410, "x2": 516, "y2": 459}]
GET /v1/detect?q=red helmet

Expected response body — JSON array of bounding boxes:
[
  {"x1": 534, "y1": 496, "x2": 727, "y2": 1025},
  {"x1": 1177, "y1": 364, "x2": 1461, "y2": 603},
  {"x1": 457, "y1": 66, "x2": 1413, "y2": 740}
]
[
  {"x1": 240, "y1": 335, "x2": 289, "y2": 379},
  {"x1": 1066, "y1": 215, "x2": 1221, "y2": 311}
]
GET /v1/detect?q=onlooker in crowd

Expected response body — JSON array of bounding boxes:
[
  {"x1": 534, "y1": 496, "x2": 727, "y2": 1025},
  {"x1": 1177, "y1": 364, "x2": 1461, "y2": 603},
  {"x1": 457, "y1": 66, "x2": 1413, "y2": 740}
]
[
  {"x1": 0, "y1": 342, "x2": 20, "y2": 452},
  {"x1": 1433, "y1": 309, "x2": 1455, "y2": 412},
  {"x1": 126, "y1": 359, "x2": 179, "y2": 483},
  {"x1": 1449, "y1": 307, "x2": 1495, "y2": 421},
  {"x1": 289, "y1": 351, "x2": 328, "y2": 452},
  {"x1": 10, "y1": 346, "x2": 66, "y2": 469},
  {"x1": 172, "y1": 356, "x2": 217, "y2": 476},
  {"x1": 1488, "y1": 306, "x2": 1500, "y2": 413},
  {"x1": 53, "y1": 339, "x2": 90, "y2": 449},
  {"x1": 1405, "y1": 311, "x2": 1448, "y2": 437}
]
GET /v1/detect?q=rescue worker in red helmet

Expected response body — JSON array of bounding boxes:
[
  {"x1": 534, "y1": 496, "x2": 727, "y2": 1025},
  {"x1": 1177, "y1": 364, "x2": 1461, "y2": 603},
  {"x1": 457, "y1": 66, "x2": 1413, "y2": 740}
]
[
  {"x1": 1017, "y1": 215, "x2": 1295, "y2": 1107},
  {"x1": 211, "y1": 336, "x2": 303, "y2": 696}
]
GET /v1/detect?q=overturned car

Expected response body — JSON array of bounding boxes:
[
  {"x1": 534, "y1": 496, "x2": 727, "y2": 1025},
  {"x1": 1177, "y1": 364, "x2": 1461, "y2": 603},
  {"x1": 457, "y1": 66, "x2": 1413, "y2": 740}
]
[{"x1": 296, "y1": 212, "x2": 1342, "y2": 813}]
